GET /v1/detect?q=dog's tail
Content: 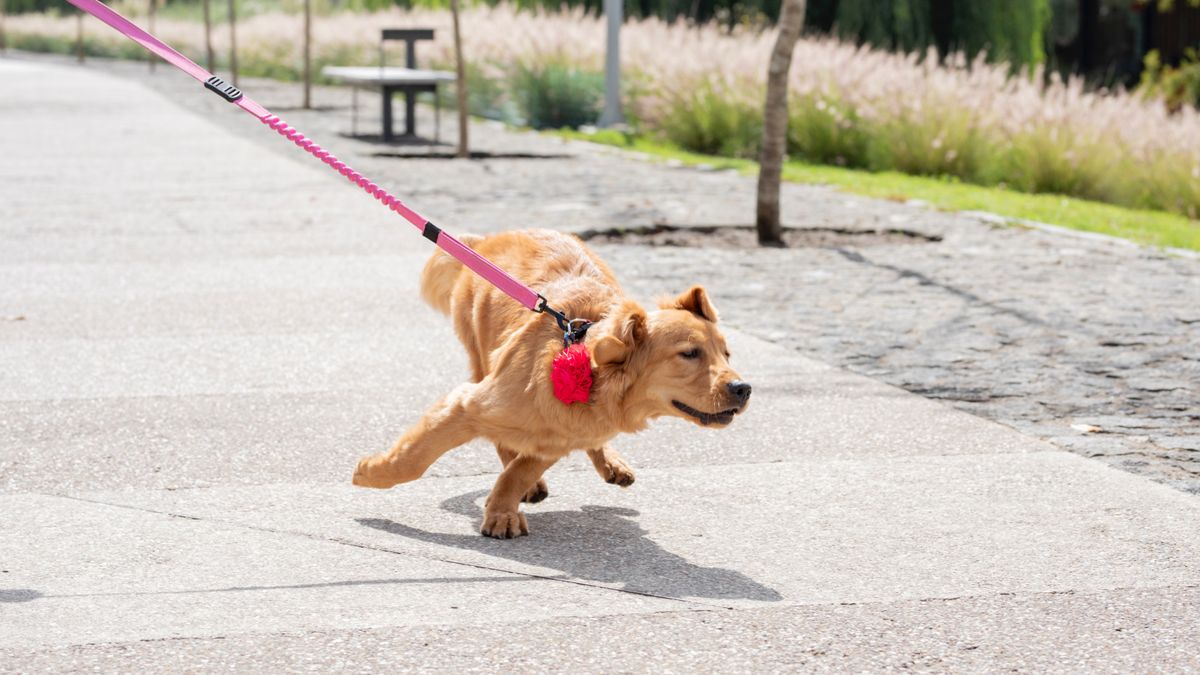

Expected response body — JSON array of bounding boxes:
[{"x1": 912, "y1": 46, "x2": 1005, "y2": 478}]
[{"x1": 420, "y1": 233, "x2": 483, "y2": 315}]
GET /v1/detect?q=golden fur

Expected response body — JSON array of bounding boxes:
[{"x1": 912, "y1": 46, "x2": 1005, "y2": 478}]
[{"x1": 352, "y1": 229, "x2": 750, "y2": 538}]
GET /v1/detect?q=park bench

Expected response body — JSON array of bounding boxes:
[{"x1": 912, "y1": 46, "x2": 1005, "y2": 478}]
[{"x1": 322, "y1": 29, "x2": 455, "y2": 142}]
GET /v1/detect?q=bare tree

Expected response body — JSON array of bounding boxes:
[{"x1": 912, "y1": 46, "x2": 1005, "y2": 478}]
[
  {"x1": 201, "y1": 0, "x2": 214, "y2": 72},
  {"x1": 227, "y1": 0, "x2": 238, "y2": 86},
  {"x1": 147, "y1": 0, "x2": 155, "y2": 72},
  {"x1": 302, "y1": 0, "x2": 311, "y2": 109},
  {"x1": 755, "y1": 0, "x2": 805, "y2": 247},
  {"x1": 450, "y1": 0, "x2": 468, "y2": 158}
]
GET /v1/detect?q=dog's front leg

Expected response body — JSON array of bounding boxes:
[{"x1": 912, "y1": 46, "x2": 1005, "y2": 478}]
[
  {"x1": 481, "y1": 454, "x2": 557, "y2": 538},
  {"x1": 586, "y1": 445, "x2": 636, "y2": 487},
  {"x1": 352, "y1": 384, "x2": 478, "y2": 489},
  {"x1": 496, "y1": 445, "x2": 550, "y2": 503}
]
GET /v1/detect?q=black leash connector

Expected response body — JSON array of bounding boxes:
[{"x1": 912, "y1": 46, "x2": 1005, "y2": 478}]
[{"x1": 534, "y1": 294, "x2": 592, "y2": 345}]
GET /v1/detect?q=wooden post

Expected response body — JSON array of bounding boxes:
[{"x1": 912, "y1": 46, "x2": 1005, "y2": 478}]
[
  {"x1": 147, "y1": 0, "x2": 156, "y2": 72},
  {"x1": 450, "y1": 0, "x2": 468, "y2": 157},
  {"x1": 202, "y1": 0, "x2": 214, "y2": 73},
  {"x1": 227, "y1": 0, "x2": 238, "y2": 86},
  {"x1": 76, "y1": 11, "x2": 85, "y2": 63},
  {"x1": 302, "y1": 0, "x2": 312, "y2": 109}
]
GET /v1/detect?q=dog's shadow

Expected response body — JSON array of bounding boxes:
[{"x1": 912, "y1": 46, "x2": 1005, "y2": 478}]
[{"x1": 358, "y1": 490, "x2": 781, "y2": 602}]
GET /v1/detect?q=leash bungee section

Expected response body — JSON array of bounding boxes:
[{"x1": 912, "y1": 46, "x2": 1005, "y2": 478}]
[{"x1": 64, "y1": 0, "x2": 570, "y2": 325}]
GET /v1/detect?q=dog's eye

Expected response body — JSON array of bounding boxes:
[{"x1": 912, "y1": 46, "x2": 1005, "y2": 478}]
[{"x1": 680, "y1": 348, "x2": 701, "y2": 359}]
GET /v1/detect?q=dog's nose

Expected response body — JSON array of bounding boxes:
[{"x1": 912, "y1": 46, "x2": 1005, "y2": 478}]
[{"x1": 727, "y1": 380, "x2": 752, "y2": 404}]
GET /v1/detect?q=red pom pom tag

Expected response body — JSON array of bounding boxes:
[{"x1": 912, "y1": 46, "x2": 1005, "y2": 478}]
[{"x1": 551, "y1": 343, "x2": 593, "y2": 405}]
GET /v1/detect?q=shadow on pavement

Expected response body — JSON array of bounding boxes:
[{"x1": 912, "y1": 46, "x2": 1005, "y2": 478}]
[{"x1": 357, "y1": 489, "x2": 782, "y2": 603}]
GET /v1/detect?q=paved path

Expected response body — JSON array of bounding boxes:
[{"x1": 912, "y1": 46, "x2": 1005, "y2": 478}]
[
  {"x1": 3, "y1": 57, "x2": 1200, "y2": 671},
  {"x1": 70, "y1": 51, "x2": 1200, "y2": 496}
]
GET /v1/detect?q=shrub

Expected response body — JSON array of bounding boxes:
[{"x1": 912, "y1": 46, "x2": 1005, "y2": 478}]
[
  {"x1": 8, "y1": 5, "x2": 1200, "y2": 220},
  {"x1": 510, "y1": 61, "x2": 603, "y2": 129},
  {"x1": 1138, "y1": 49, "x2": 1200, "y2": 113},
  {"x1": 866, "y1": 98, "x2": 992, "y2": 180},
  {"x1": 658, "y1": 81, "x2": 761, "y2": 158},
  {"x1": 787, "y1": 93, "x2": 871, "y2": 168}
]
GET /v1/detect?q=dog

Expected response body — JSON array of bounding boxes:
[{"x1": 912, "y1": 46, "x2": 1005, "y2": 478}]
[{"x1": 352, "y1": 229, "x2": 751, "y2": 538}]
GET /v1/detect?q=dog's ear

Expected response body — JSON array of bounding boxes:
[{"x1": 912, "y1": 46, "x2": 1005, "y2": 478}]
[
  {"x1": 593, "y1": 299, "x2": 647, "y2": 366},
  {"x1": 669, "y1": 285, "x2": 718, "y2": 323}
]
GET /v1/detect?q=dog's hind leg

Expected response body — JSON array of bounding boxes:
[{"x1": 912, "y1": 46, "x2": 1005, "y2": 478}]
[
  {"x1": 481, "y1": 454, "x2": 557, "y2": 538},
  {"x1": 496, "y1": 445, "x2": 550, "y2": 503},
  {"x1": 587, "y1": 445, "x2": 636, "y2": 487},
  {"x1": 352, "y1": 384, "x2": 478, "y2": 489}
]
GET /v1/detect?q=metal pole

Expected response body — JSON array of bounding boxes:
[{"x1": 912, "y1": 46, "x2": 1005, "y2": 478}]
[
  {"x1": 598, "y1": 0, "x2": 623, "y2": 127},
  {"x1": 202, "y1": 0, "x2": 214, "y2": 73},
  {"x1": 147, "y1": 0, "x2": 156, "y2": 72},
  {"x1": 76, "y1": 12, "x2": 85, "y2": 63},
  {"x1": 227, "y1": 0, "x2": 238, "y2": 86},
  {"x1": 302, "y1": 0, "x2": 311, "y2": 109}
]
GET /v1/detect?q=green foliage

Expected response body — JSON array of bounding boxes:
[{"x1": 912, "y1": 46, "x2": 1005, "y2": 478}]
[
  {"x1": 827, "y1": 0, "x2": 1051, "y2": 68},
  {"x1": 510, "y1": 61, "x2": 604, "y2": 129},
  {"x1": 785, "y1": 94, "x2": 870, "y2": 168},
  {"x1": 4, "y1": 0, "x2": 69, "y2": 15},
  {"x1": 866, "y1": 101, "x2": 991, "y2": 179},
  {"x1": 657, "y1": 83, "x2": 761, "y2": 158},
  {"x1": 557, "y1": 127, "x2": 1200, "y2": 251},
  {"x1": 1138, "y1": 49, "x2": 1200, "y2": 113},
  {"x1": 9, "y1": 28, "x2": 148, "y2": 59},
  {"x1": 834, "y1": 0, "x2": 933, "y2": 54}
]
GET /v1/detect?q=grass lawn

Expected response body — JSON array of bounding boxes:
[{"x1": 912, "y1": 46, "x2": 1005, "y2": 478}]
[{"x1": 554, "y1": 129, "x2": 1200, "y2": 253}]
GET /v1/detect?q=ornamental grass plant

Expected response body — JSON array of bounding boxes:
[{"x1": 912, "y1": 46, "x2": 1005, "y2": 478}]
[{"x1": 10, "y1": 3, "x2": 1200, "y2": 218}]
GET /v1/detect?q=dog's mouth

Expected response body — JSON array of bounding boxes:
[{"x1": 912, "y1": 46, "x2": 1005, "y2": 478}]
[{"x1": 672, "y1": 400, "x2": 741, "y2": 426}]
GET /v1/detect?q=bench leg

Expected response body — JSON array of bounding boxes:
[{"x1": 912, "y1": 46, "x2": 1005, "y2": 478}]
[
  {"x1": 405, "y1": 89, "x2": 416, "y2": 137},
  {"x1": 382, "y1": 87, "x2": 394, "y2": 142}
]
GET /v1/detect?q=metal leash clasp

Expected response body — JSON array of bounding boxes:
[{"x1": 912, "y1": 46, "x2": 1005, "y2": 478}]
[
  {"x1": 535, "y1": 295, "x2": 591, "y2": 346},
  {"x1": 563, "y1": 318, "x2": 592, "y2": 346}
]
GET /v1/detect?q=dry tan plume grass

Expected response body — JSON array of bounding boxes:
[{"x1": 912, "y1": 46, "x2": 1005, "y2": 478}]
[{"x1": 10, "y1": 5, "x2": 1200, "y2": 216}]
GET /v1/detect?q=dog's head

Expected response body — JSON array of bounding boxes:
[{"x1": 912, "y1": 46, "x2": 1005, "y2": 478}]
[{"x1": 591, "y1": 286, "x2": 750, "y2": 429}]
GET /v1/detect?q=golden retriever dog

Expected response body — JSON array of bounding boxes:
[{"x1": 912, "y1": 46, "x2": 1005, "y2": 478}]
[{"x1": 352, "y1": 229, "x2": 751, "y2": 538}]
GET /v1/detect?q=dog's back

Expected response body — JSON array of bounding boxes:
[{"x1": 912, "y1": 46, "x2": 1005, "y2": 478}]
[{"x1": 419, "y1": 229, "x2": 622, "y2": 380}]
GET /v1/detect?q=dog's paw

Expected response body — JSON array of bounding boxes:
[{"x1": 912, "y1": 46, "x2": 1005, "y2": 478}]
[
  {"x1": 351, "y1": 456, "x2": 396, "y2": 489},
  {"x1": 522, "y1": 478, "x2": 549, "y2": 504},
  {"x1": 600, "y1": 456, "x2": 636, "y2": 488},
  {"x1": 480, "y1": 510, "x2": 529, "y2": 539}
]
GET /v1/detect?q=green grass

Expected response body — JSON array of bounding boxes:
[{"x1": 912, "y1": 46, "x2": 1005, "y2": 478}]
[{"x1": 554, "y1": 129, "x2": 1200, "y2": 252}]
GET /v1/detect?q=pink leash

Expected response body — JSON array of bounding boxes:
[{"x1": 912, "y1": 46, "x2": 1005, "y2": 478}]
[{"x1": 63, "y1": 0, "x2": 576, "y2": 329}]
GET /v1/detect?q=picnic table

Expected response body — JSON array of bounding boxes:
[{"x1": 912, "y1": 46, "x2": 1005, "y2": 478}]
[{"x1": 322, "y1": 66, "x2": 455, "y2": 142}]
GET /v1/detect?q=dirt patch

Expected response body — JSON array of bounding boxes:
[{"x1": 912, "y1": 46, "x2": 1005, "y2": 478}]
[{"x1": 579, "y1": 225, "x2": 940, "y2": 248}]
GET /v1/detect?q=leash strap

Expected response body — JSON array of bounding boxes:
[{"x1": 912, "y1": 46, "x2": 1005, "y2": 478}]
[{"x1": 65, "y1": 0, "x2": 547, "y2": 315}]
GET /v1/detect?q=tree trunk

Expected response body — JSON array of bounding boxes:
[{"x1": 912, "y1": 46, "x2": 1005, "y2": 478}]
[
  {"x1": 227, "y1": 0, "x2": 238, "y2": 86},
  {"x1": 755, "y1": 0, "x2": 806, "y2": 247},
  {"x1": 75, "y1": 12, "x2": 84, "y2": 63},
  {"x1": 302, "y1": 0, "x2": 311, "y2": 109},
  {"x1": 147, "y1": 0, "x2": 156, "y2": 72},
  {"x1": 202, "y1": 0, "x2": 214, "y2": 73},
  {"x1": 450, "y1": 0, "x2": 468, "y2": 158}
]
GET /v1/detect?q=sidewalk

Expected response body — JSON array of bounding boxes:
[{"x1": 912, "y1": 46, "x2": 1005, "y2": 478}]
[{"x1": 2, "y1": 57, "x2": 1199, "y2": 671}]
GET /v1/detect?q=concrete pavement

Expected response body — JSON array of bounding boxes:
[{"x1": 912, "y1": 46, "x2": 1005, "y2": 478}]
[{"x1": 2, "y1": 57, "x2": 1199, "y2": 671}]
